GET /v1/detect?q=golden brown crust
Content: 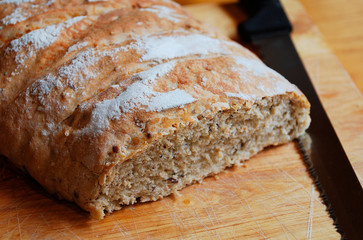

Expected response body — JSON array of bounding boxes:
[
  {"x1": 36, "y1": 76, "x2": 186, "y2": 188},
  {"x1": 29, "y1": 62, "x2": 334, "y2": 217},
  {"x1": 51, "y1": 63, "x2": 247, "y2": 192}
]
[{"x1": 0, "y1": 0, "x2": 310, "y2": 216}]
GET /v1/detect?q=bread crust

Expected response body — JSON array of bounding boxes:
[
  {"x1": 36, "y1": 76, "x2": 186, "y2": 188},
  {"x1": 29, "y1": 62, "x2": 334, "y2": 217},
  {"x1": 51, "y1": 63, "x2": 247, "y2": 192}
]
[{"x1": 0, "y1": 0, "x2": 310, "y2": 218}]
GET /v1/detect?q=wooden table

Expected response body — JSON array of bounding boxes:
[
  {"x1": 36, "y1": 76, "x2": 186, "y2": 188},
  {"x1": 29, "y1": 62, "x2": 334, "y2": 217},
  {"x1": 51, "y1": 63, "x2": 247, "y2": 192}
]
[
  {"x1": 299, "y1": 0, "x2": 363, "y2": 94},
  {"x1": 1, "y1": 0, "x2": 362, "y2": 239}
]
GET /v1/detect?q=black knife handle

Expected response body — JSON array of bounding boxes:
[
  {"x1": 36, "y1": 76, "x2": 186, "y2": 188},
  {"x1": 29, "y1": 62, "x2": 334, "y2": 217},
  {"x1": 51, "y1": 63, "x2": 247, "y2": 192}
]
[{"x1": 239, "y1": 0, "x2": 292, "y2": 41}]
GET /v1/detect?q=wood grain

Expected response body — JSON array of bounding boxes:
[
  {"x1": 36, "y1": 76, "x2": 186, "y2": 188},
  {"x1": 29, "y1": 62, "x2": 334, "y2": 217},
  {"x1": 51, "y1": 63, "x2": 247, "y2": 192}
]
[
  {"x1": 299, "y1": 0, "x2": 363, "y2": 93},
  {"x1": 1, "y1": 0, "x2": 362, "y2": 239},
  {"x1": 0, "y1": 144, "x2": 339, "y2": 239}
]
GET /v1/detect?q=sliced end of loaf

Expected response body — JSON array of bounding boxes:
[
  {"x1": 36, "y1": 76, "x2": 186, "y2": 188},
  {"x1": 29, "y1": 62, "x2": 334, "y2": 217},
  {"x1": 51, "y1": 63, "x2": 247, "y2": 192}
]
[{"x1": 86, "y1": 94, "x2": 310, "y2": 218}]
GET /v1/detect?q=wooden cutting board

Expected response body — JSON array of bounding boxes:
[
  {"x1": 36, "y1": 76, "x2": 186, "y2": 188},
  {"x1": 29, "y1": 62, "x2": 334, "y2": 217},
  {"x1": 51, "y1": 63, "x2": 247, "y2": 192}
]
[{"x1": 1, "y1": 0, "x2": 362, "y2": 239}]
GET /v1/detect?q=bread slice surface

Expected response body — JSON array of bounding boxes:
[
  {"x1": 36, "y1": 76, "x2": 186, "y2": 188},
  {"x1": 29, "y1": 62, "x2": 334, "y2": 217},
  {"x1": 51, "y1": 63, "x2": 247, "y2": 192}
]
[{"x1": 0, "y1": 0, "x2": 310, "y2": 218}]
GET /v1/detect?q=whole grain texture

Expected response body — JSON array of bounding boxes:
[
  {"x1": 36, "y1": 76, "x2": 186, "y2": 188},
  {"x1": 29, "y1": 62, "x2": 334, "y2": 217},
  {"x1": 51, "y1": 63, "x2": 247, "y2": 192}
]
[{"x1": 0, "y1": 0, "x2": 310, "y2": 218}]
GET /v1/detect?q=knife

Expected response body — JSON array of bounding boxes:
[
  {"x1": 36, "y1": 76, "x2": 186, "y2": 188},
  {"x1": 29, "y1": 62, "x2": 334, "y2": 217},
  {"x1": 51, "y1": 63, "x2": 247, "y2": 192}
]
[{"x1": 238, "y1": 0, "x2": 363, "y2": 239}]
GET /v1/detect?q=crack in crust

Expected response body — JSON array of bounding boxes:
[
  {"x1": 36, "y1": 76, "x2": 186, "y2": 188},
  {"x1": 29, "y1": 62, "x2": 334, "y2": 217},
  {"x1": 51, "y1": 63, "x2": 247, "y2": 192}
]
[{"x1": 0, "y1": 0, "x2": 310, "y2": 218}]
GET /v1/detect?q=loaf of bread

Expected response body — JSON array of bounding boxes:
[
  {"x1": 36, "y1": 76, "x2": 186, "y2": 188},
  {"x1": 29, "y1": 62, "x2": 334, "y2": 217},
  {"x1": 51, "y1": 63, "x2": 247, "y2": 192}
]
[{"x1": 0, "y1": 0, "x2": 310, "y2": 218}]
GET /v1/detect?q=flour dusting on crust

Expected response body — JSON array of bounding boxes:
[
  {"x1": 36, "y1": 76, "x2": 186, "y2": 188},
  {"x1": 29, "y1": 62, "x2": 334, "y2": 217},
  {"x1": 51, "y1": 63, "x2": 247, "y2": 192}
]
[
  {"x1": 1, "y1": 7, "x2": 32, "y2": 25},
  {"x1": 147, "y1": 89, "x2": 195, "y2": 112},
  {"x1": 140, "y1": 5, "x2": 185, "y2": 23},
  {"x1": 79, "y1": 60, "x2": 196, "y2": 135},
  {"x1": 7, "y1": 16, "x2": 86, "y2": 64},
  {"x1": 29, "y1": 46, "x2": 124, "y2": 105},
  {"x1": 65, "y1": 41, "x2": 90, "y2": 56},
  {"x1": 123, "y1": 33, "x2": 228, "y2": 62},
  {"x1": 0, "y1": 0, "x2": 34, "y2": 4},
  {"x1": 224, "y1": 92, "x2": 258, "y2": 101}
]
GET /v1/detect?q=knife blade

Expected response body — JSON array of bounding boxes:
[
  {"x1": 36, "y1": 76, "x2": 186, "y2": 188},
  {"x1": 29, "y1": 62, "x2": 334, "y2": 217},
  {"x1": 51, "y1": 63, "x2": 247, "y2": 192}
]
[{"x1": 238, "y1": 0, "x2": 363, "y2": 239}]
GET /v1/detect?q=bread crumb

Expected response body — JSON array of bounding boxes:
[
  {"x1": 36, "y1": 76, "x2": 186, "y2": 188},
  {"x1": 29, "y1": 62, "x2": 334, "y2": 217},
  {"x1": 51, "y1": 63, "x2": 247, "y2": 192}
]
[{"x1": 172, "y1": 190, "x2": 181, "y2": 197}]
